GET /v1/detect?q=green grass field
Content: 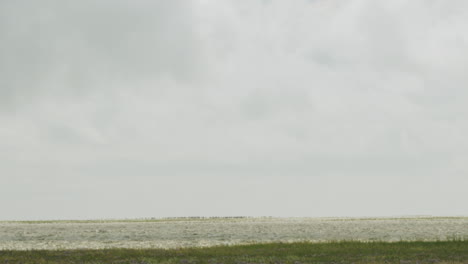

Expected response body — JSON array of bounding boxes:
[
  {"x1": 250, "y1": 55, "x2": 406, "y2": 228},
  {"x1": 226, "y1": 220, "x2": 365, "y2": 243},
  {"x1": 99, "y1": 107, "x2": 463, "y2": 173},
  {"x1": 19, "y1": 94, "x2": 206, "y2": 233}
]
[{"x1": 1, "y1": 240, "x2": 467, "y2": 264}]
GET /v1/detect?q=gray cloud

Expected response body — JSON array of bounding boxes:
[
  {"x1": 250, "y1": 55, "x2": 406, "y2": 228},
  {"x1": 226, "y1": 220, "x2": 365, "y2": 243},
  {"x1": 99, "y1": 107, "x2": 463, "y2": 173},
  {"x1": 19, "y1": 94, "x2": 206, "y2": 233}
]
[
  {"x1": 0, "y1": 0, "x2": 200, "y2": 106},
  {"x1": 1, "y1": 0, "x2": 468, "y2": 220}
]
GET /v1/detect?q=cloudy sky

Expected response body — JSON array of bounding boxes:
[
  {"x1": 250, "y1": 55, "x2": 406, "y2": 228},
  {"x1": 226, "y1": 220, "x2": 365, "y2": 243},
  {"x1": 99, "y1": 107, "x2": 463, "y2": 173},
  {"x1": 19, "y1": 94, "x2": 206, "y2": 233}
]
[{"x1": 1, "y1": 0, "x2": 468, "y2": 220}]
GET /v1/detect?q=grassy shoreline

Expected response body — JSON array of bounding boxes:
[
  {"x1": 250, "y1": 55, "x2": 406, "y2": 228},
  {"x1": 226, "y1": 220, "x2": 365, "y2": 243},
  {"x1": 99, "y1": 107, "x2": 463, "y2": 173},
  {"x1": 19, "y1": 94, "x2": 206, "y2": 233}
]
[{"x1": 1, "y1": 240, "x2": 467, "y2": 264}]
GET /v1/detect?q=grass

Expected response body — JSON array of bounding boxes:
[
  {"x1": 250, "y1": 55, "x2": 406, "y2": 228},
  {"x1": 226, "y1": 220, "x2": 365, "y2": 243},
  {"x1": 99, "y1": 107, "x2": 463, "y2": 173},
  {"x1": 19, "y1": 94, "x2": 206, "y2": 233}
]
[{"x1": 1, "y1": 240, "x2": 467, "y2": 264}]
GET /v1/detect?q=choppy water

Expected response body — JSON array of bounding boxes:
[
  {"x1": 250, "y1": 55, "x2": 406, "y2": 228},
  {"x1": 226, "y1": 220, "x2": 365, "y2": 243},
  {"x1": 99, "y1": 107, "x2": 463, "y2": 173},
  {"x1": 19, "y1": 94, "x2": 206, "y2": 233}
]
[{"x1": 1, "y1": 217, "x2": 467, "y2": 250}]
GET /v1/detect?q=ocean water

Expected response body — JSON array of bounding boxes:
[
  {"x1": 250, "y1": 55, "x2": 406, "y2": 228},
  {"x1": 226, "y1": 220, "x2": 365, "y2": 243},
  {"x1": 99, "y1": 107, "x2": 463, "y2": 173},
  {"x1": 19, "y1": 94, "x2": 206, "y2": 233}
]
[{"x1": 1, "y1": 217, "x2": 467, "y2": 250}]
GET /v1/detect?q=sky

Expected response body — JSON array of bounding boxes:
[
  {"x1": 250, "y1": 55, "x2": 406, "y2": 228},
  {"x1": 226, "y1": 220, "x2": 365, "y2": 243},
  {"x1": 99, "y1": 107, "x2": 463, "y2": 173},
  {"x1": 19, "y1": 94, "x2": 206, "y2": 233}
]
[{"x1": 1, "y1": 0, "x2": 468, "y2": 220}]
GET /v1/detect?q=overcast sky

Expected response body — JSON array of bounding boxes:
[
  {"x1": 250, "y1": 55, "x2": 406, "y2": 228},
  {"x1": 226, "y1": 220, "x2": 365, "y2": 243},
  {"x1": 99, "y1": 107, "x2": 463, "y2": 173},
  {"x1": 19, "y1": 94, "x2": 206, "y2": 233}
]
[{"x1": 1, "y1": 0, "x2": 468, "y2": 220}]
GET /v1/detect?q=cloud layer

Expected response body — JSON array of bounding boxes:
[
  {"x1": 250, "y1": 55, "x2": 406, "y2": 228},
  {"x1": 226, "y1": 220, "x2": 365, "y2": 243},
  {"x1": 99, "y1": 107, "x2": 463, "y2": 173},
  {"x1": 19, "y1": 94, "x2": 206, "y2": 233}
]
[{"x1": 1, "y1": 0, "x2": 468, "y2": 220}]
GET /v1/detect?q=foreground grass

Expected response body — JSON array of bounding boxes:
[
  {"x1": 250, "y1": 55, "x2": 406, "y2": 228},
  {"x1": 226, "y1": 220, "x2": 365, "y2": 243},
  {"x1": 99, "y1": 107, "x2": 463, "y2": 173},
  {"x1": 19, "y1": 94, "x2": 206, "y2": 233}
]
[{"x1": 1, "y1": 241, "x2": 467, "y2": 264}]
